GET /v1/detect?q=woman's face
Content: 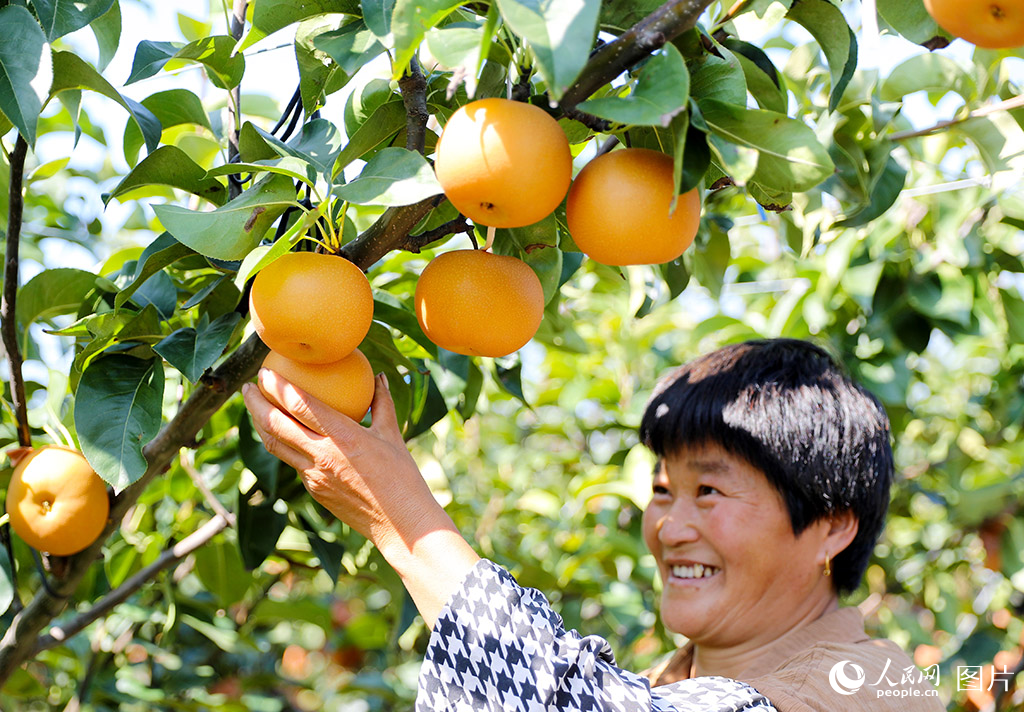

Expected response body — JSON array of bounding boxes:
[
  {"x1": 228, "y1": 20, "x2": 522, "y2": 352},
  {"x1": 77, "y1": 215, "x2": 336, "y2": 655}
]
[{"x1": 642, "y1": 442, "x2": 836, "y2": 649}]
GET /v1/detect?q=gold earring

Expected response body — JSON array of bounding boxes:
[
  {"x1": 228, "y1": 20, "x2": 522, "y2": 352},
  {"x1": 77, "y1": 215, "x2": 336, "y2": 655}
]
[{"x1": 823, "y1": 552, "x2": 831, "y2": 577}]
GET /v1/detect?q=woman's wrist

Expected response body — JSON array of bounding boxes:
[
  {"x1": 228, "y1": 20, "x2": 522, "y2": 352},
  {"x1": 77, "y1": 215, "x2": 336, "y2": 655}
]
[{"x1": 376, "y1": 519, "x2": 480, "y2": 629}]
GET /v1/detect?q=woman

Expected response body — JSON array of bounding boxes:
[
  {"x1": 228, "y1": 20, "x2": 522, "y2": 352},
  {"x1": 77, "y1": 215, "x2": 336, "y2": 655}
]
[{"x1": 242, "y1": 338, "x2": 943, "y2": 711}]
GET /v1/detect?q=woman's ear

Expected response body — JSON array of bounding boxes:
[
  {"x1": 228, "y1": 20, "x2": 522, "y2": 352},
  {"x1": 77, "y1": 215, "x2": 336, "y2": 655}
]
[{"x1": 822, "y1": 510, "x2": 859, "y2": 560}]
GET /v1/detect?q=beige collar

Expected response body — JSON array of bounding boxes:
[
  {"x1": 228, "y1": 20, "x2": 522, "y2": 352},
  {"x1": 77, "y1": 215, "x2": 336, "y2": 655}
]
[{"x1": 649, "y1": 607, "x2": 869, "y2": 685}]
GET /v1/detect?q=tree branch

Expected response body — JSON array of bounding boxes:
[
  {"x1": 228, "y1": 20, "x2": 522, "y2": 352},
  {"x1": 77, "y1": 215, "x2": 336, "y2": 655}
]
[
  {"x1": 889, "y1": 93, "x2": 1024, "y2": 141},
  {"x1": 339, "y1": 196, "x2": 445, "y2": 267},
  {"x1": 227, "y1": 0, "x2": 248, "y2": 199},
  {"x1": 31, "y1": 514, "x2": 230, "y2": 656},
  {"x1": 0, "y1": 333, "x2": 267, "y2": 686},
  {"x1": 1, "y1": 134, "x2": 31, "y2": 448},
  {"x1": 559, "y1": 0, "x2": 717, "y2": 115},
  {"x1": 400, "y1": 216, "x2": 473, "y2": 253},
  {"x1": 398, "y1": 57, "x2": 429, "y2": 154}
]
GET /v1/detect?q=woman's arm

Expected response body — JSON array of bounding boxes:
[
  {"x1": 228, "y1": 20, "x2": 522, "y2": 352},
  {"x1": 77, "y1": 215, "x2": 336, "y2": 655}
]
[{"x1": 242, "y1": 368, "x2": 480, "y2": 629}]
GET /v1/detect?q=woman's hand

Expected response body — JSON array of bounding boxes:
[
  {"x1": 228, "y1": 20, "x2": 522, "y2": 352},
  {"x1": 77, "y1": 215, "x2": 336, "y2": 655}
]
[{"x1": 242, "y1": 368, "x2": 479, "y2": 628}]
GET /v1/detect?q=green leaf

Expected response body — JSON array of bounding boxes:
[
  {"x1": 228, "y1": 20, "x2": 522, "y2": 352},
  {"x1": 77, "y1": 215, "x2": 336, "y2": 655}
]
[
  {"x1": 16, "y1": 268, "x2": 103, "y2": 334},
  {"x1": 113, "y1": 234, "x2": 194, "y2": 310},
  {"x1": 599, "y1": 0, "x2": 664, "y2": 31},
  {"x1": 177, "y1": 13, "x2": 212, "y2": 42},
  {"x1": 125, "y1": 40, "x2": 182, "y2": 84},
  {"x1": 194, "y1": 540, "x2": 250, "y2": 606},
  {"x1": 0, "y1": 6, "x2": 50, "y2": 146},
  {"x1": 579, "y1": 44, "x2": 689, "y2": 127},
  {"x1": 153, "y1": 173, "x2": 296, "y2": 260},
  {"x1": 877, "y1": 0, "x2": 948, "y2": 46},
  {"x1": 206, "y1": 158, "x2": 317, "y2": 189},
  {"x1": 240, "y1": 0, "x2": 362, "y2": 51},
  {"x1": 335, "y1": 99, "x2": 407, "y2": 173},
  {"x1": 373, "y1": 293, "x2": 437, "y2": 357},
  {"x1": 107, "y1": 146, "x2": 228, "y2": 207},
  {"x1": 700, "y1": 99, "x2": 835, "y2": 192},
  {"x1": 836, "y1": 156, "x2": 907, "y2": 227},
  {"x1": 494, "y1": 213, "x2": 562, "y2": 305},
  {"x1": 879, "y1": 53, "x2": 976, "y2": 102},
  {"x1": 391, "y1": 0, "x2": 463, "y2": 78},
  {"x1": 75, "y1": 355, "x2": 165, "y2": 493},
  {"x1": 90, "y1": 0, "x2": 122, "y2": 72},
  {"x1": 0, "y1": 548, "x2": 13, "y2": 616},
  {"x1": 175, "y1": 36, "x2": 246, "y2": 90},
  {"x1": 237, "y1": 495, "x2": 287, "y2": 570},
  {"x1": 123, "y1": 88, "x2": 213, "y2": 166},
  {"x1": 239, "y1": 409, "x2": 286, "y2": 499},
  {"x1": 333, "y1": 147, "x2": 442, "y2": 205},
  {"x1": 127, "y1": 37, "x2": 245, "y2": 90},
  {"x1": 722, "y1": 39, "x2": 787, "y2": 114},
  {"x1": 154, "y1": 312, "x2": 241, "y2": 383},
  {"x1": 296, "y1": 15, "x2": 352, "y2": 114},
  {"x1": 952, "y1": 112, "x2": 1024, "y2": 177},
  {"x1": 33, "y1": 0, "x2": 115, "y2": 42},
  {"x1": 688, "y1": 47, "x2": 746, "y2": 107},
  {"x1": 314, "y1": 19, "x2": 387, "y2": 75},
  {"x1": 424, "y1": 22, "x2": 486, "y2": 97},
  {"x1": 49, "y1": 50, "x2": 162, "y2": 154},
  {"x1": 298, "y1": 516, "x2": 345, "y2": 582},
  {"x1": 250, "y1": 118, "x2": 345, "y2": 179},
  {"x1": 786, "y1": 0, "x2": 858, "y2": 112},
  {"x1": 495, "y1": 0, "x2": 600, "y2": 100},
  {"x1": 362, "y1": 0, "x2": 395, "y2": 38},
  {"x1": 1001, "y1": 288, "x2": 1024, "y2": 343}
]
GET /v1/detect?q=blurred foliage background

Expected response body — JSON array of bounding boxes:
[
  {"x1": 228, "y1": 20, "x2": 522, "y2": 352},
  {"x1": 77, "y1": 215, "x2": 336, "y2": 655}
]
[{"x1": 1, "y1": 0, "x2": 1024, "y2": 710}]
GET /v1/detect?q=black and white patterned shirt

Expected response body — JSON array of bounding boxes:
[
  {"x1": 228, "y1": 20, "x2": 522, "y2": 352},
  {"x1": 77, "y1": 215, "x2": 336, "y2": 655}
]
[{"x1": 417, "y1": 559, "x2": 778, "y2": 712}]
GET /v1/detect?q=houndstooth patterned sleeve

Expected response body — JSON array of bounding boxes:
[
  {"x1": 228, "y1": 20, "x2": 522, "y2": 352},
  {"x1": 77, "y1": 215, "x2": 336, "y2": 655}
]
[{"x1": 416, "y1": 559, "x2": 778, "y2": 712}]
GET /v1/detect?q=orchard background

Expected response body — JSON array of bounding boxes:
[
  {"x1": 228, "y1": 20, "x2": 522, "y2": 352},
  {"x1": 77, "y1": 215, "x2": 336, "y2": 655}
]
[{"x1": 1, "y1": 0, "x2": 1024, "y2": 709}]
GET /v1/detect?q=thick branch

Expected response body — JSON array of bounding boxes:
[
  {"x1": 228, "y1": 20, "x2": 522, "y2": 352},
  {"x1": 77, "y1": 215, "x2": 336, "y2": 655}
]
[
  {"x1": 559, "y1": 0, "x2": 717, "y2": 114},
  {"x1": 0, "y1": 333, "x2": 267, "y2": 686},
  {"x1": 400, "y1": 216, "x2": 473, "y2": 253},
  {"x1": 339, "y1": 196, "x2": 445, "y2": 267},
  {"x1": 1, "y1": 134, "x2": 31, "y2": 447},
  {"x1": 889, "y1": 93, "x2": 1024, "y2": 141},
  {"x1": 32, "y1": 514, "x2": 230, "y2": 656},
  {"x1": 398, "y1": 57, "x2": 429, "y2": 154}
]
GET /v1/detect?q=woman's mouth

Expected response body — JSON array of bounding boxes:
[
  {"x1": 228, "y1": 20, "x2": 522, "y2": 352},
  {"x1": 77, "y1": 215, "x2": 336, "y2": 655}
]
[{"x1": 669, "y1": 563, "x2": 720, "y2": 580}]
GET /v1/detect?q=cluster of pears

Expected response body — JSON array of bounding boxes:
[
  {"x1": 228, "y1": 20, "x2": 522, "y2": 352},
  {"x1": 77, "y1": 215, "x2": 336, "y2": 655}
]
[
  {"x1": 250, "y1": 252, "x2": 376, "y2": 422},
  {"x1": 422, "y1": 97, "x2": 702, "y2": 358}
]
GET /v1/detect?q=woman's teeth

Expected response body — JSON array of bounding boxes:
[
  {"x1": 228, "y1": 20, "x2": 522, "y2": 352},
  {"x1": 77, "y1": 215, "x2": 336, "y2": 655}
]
[{"x1": 671, "y1": 564, "x2": 719, "y2": 579}]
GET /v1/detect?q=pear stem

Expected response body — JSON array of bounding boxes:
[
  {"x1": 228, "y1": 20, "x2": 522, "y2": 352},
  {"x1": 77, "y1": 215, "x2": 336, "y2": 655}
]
[{"x1": 483, "y1": 225, "x2": 496, "y2": 252}]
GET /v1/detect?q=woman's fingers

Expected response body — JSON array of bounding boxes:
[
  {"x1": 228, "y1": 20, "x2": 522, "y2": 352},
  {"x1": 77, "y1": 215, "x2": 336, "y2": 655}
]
[
  {"x1": 242, "y1": 382, "x2": 317, "y2": 472},
  {"x1": 369, "y1": 373, "x2": 405, "y2": 443},
  {"x1": 257, "y1": 368, "x2": 358, "y2": 440}
]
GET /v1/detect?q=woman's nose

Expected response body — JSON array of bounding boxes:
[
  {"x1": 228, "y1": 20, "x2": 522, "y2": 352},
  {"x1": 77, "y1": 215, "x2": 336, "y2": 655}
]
[{"x1": 657, "y1": 501, "x2": 700, "y2": 545}]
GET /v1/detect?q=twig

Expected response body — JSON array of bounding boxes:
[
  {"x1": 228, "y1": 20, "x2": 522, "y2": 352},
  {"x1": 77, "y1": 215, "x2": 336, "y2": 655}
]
[
  {"x1": 1, "y1": 134, "x2": 31, "y2": 448},
  {"x1": 227, "y1": 0, "x2": 248, "y2": 199},
  {"x1": 32, "y1": 514, "x2": 230, "y2": 656},
  {"x1": 340, "y1": 196, "x2": 445, "y2": 267},
  {"x1": 400, "y1": 217, "x2": 473, "y2": 253},
  {"x1": 511, "y1": 65, "x2": 533, "y2": 102},
  {"x1": 179, "y1": 452, "x2": 236, "y2": 527},
  {"x1": 890, "y1": 93, "x2": 1024, "y2": 141},
  {"x1": 559, "y1": 0, "x2": 717, "y2": 115},
  {"x1": 596, "y1": 135, "x2": 621, "y2": 157},
  {"x1": 398, "y1": 57, "x2": 429, "y2": 154}
]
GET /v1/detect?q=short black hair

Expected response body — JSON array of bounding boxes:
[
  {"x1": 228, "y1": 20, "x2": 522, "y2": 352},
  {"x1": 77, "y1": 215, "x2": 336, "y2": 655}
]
[{"x1": 639, "y1": 338, "x2": 892, "y2": 594}]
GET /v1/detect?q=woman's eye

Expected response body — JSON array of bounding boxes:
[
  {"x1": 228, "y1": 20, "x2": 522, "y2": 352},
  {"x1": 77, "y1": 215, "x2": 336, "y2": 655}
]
[
  {"x1": 697, "y1": 485, "x2": 720, "y2": 497},
  {"x1": 652, "y1": 484, "x2": 670, "y2": 496}
]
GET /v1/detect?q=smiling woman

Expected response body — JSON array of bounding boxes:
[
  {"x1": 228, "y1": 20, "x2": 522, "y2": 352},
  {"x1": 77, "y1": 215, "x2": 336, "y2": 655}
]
[{"x1": 243, "y1": 338, "x2": 944, "y2": 711}]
